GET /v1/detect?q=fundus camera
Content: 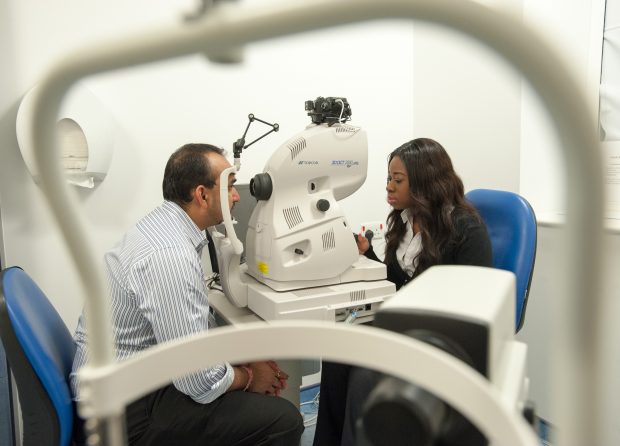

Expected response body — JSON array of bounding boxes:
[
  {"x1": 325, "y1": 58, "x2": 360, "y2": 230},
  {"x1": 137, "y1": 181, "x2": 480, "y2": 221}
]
[{"x1": 305, "y1": 96, "x2": 352, "y2": 125}]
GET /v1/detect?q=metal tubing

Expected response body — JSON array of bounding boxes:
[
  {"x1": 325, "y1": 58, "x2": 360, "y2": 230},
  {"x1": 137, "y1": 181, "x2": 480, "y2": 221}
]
[{"x1": 77, "y1": 321, "x2": 540, "y2": 446}]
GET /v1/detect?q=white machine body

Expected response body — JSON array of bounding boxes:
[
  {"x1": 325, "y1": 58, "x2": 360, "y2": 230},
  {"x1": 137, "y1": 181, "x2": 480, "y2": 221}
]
[
  {"x1": 245, "y1": 122, "x2": 376, "y2": 290},
  {"x1": 210, "y1": 119, "x2": 396, "y2": 320},
  {"x1": 246, "y1": 265, "x2": 394, "y2": 323}
]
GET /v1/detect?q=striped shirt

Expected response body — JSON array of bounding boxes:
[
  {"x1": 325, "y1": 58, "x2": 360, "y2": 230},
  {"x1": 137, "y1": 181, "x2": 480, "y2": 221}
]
[{"x1": 70, "y1": 201, "x2": 233, "y2": 404}]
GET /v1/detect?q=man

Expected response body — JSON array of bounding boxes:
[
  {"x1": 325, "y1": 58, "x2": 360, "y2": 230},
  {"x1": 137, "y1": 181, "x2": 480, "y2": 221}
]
[{"x1": 70, "y1": 143, "x2": 304, "y2": 445}]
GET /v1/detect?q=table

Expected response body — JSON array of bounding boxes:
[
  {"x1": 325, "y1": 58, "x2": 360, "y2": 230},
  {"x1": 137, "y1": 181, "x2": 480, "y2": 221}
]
[{"x1": 208, "y1": 289, "x2": 305, "y2": 407}]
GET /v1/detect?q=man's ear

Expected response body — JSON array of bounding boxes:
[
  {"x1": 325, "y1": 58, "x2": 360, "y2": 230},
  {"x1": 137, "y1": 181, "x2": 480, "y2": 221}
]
[{"x1": 194, "y1": 186, "x2": 208, "y2": 206}]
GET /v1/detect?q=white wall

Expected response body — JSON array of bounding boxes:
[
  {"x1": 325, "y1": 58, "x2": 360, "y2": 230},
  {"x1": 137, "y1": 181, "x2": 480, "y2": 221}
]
[
  {"x1": 520, "y1": 0, "x2": 600, "y2": 217},
  {"x1": 517, "y1": 5, "x2": 620, "y2": 445},
  {"x1": 0, "y1": 0, "x2": 194, "y2": 328},
  {"x1": 518, "y1": 8, "x2": 620, "y2": 446},
  {"x1": 411, "y1": 2, "x2": 523, "y2": 194},
  {"x1": 516, "y1": 0, "x2": 598, "y2": 423},
  {"x1": 515, "y1": 224, "x2": 620, "y2": 444},
  {"x1": 0, "y1": 0, "x2": 419, "y2": 329}
]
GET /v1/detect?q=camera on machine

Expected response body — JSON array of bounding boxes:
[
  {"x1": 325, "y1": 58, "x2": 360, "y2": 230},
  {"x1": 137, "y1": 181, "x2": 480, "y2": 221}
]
[{"x1": 305, "y1": 96, "x2": 352, "y2": 125}]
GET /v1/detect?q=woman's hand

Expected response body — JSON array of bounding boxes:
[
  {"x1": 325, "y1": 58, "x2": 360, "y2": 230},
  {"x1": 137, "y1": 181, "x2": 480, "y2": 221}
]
[{"x1": 355, "y1": 232, "x2": 370, "y2": 255}]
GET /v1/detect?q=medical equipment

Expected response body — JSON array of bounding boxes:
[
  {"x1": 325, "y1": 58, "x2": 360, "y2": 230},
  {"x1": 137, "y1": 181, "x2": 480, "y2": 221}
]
[
  {"x1": 210, "y1": 97, "x2": 396, "y2": 320},
  {"x1": 27, "y1": 1, "x2": 605, "y2": 445},
  {"x1": 232, "y1": 113, "x2": 279, "y2": 166},
  {"x1": 305, "y1": 96, "x2": 353, "y2": 125},
  {"x1": 244, "y1": 101, "x2": 373, "y2": 288},
  {"x1": 360, "y1": 266, "x2": 532, "y2": 445}
]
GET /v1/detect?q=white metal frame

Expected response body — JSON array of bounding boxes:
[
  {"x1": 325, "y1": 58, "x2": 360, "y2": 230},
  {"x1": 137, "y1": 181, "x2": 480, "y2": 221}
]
[{"x1": 27, "y1": 1, "x2": 605, "y2": 445}]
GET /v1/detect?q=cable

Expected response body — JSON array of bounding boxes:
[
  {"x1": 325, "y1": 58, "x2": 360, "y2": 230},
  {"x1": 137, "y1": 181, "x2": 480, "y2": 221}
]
[
  {"x1": 303, "y1": 414, "x2": 318, "y2": 427},
  {"x1": 205, "y1": 273, "x2": 222, "y2": 291},
  {"x1": 300, "y1": 400, "x2": 316, "y2": 407},
  {"x1": 300, "y1": 390, "x2": 321, "y2": 427},
  {"x1": 335, "y1": 98, "x2": 345, "y2": 123},
  {"x1": 344, "y1": 310, "x2": 358, "y2": 324}
]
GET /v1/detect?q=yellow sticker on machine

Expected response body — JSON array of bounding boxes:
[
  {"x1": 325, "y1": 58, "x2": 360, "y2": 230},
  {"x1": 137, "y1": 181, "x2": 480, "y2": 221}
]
[{"x1": 257, "y1": 261, "x2": 269, "y2": 275}]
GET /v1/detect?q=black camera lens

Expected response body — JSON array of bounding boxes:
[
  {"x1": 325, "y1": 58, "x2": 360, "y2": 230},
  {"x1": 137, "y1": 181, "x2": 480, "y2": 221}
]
[
  {"x1": 250, "y1": 173, "x2": 273, "y2": 201},
  {"x1": 305, "y1": 96, "x2": 352, "y2": 125}
]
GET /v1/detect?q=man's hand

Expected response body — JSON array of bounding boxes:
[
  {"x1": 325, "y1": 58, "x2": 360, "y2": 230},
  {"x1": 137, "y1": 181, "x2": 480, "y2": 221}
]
[
  {"x1": 248, "y1": 361, "x2": 288, "y2": 396},
  {"x1": 266, "y1": 360, "x2": 289, "y2": 396}
]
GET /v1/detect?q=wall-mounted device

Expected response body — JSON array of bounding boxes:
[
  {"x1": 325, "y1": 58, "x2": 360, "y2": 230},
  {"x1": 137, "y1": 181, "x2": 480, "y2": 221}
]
[{"x1": 16, "y1": 82, "x2": 115, "y2": 188}]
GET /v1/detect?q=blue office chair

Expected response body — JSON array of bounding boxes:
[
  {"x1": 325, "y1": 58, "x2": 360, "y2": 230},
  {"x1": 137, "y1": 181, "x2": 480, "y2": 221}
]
[
  {"x1": 0, "y1": 266, "x2": 76, "y2": 446},
  {"x1": 465, "y1": 189, "x2": 537, "y2": 332}
]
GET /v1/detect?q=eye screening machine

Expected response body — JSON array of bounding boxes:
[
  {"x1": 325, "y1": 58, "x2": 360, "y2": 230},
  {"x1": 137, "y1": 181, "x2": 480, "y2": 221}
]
[
  {"x1": 208, "y1": 97, "x2": 533, "y2": 444},
  {"x1": 210, "y1": 96, "x2": 396, "y2": 323},
  {"x1": 25, "y1": 1, "x2": 606, "y2": 445}
]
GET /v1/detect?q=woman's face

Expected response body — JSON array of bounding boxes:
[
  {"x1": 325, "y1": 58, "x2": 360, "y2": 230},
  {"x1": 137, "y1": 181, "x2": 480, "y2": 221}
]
[{"x1": 386, "y1": 156, "x2": 414, "y2": 210}]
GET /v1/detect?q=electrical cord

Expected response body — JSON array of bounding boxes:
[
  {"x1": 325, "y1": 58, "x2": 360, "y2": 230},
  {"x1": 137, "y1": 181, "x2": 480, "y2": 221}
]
[
  {"x1": 303, "y1": 414, "x2": 318, "y2": 427},
  {"x1": 344, "y1": 310, "x2": 358, "y2": 324},
  {"x1": 335, "y1": 98, "x2": 345, "y2": 123},
  {"x1": 205, "y1": 273, "x2": 222, "y2": 291},
  {"x1": 300, "y1": 391, "x2": 321, "y2": 427}
]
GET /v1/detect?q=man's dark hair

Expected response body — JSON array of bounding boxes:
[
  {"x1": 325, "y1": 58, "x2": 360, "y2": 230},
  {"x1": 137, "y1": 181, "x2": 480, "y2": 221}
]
[{"x1": 162, "y1": 143, "x2": 224, "y2": 206}]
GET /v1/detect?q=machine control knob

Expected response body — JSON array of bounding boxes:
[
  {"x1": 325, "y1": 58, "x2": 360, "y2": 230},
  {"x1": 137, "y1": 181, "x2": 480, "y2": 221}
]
[
  {"x1": 316, "y1": 199, "x2": 330, "y2": 212},
  {"x1": 250, "y1": 173, "x2": 273, "y2": 200}
]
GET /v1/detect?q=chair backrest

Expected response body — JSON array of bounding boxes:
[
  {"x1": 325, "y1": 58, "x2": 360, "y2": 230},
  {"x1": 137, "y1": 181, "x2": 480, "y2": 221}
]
[
  {"x1": 465, "y1": 189, "x2": 537, "y2": 332},
  {"x1": 0, "y1": 267, "x2": 76, "y2": 446}
]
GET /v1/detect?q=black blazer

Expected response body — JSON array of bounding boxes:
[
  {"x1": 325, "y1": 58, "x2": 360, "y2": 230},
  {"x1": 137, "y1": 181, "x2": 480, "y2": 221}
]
[{"x1": 365, "y1": 209, "x2": 493, "y2": 290}]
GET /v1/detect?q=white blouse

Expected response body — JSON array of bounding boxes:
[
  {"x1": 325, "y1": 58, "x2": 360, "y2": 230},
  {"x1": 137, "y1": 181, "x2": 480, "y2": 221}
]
[{"x1": 395, "y1": 208, "x2": 422, "y2": 277}]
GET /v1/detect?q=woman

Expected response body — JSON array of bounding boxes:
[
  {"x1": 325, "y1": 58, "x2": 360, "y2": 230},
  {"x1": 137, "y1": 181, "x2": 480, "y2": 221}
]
[{"x1": 312, "y1": 138, "x2": 493, "y2": 446}]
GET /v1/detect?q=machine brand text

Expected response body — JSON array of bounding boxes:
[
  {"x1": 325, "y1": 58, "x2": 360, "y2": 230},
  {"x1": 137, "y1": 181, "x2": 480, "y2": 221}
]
[{"x1": 331, "y1": 160, "x2": 359, "y2": 168}]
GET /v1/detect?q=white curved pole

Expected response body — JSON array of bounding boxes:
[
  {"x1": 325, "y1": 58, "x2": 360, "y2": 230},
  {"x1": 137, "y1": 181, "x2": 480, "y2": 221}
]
[
  {"x1": 212, "y1": 164, "x2": 248, "y2": 307},
  {"x1": 78, "y1": 321, "x2": 540, "y2": 446},
  {"x1": 29, "y1": 1, "x2": 604, "y2": 445},
  {"x1": 219, "y1": 165, "x2": 243, "y2": 255}
]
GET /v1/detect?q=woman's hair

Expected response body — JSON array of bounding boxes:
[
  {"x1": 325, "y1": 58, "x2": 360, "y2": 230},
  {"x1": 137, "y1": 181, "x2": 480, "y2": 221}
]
[
  {"x1": 162, "y1": 143, "x2": 224, "y2": 206},
  {"x1": 384, "y1": 138, "x2": 480, "y2": 277}
]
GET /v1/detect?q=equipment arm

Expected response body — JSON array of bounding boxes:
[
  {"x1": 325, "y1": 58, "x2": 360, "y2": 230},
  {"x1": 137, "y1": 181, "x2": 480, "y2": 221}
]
[{"x1": 233, "y1": 114, "x2": 279, "y2": 163}]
